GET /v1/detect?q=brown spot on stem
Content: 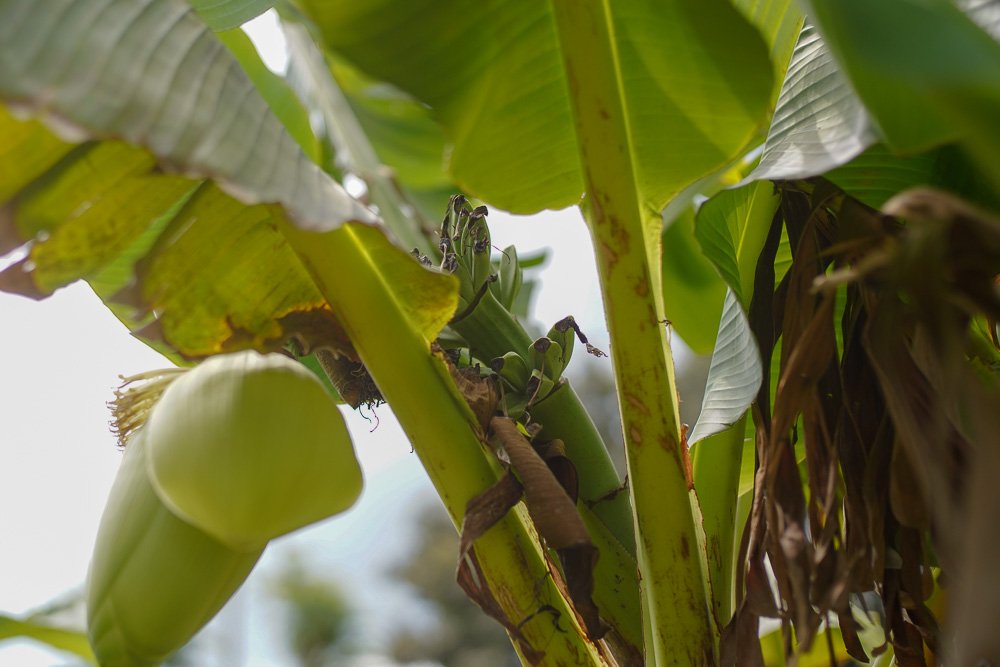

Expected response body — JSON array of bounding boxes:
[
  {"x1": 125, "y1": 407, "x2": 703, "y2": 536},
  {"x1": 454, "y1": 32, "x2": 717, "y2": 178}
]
[
  {"x1": 710, "y1": 535, "x2": 722, "y2": 570},
  {"x1": 648, "y1": 304, "x2": 660, "y2": 329},
  {"x1": 587, "y1": 178, "x2": 605, "y2": 225},
  {"x1": 680, "y1": 425, "x2": 694, "y2": 490},
  {"x1": 624, "y1": 392, "x2": 650, "y2": 416},
  {"x1": 599, "y1": 240, "x2": 618, "y2": 271},
  {"x1": 629, "y1": 425, "x2": 642, "y2": 444},
  {"x1": 608, "y1": 215, "x2": 631, "y2": 253},
  {"x1": 680, "y1": 534, "x2": 690, "y2": 560},
  {"x1": 566, "y1": 64, "x2": 579, "y2": 97}
]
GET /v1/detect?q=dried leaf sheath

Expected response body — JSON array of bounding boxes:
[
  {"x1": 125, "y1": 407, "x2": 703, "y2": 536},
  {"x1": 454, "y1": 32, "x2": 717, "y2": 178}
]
[
  {"x1": 491, "y1": 417, "x2": 607, "y2": 640},
  {"x1": 454, "y1": 414, "x2": 609, "y2": 659},
  {"x1": 455, "y1": 472, "x2": 537, "y2": 661}
]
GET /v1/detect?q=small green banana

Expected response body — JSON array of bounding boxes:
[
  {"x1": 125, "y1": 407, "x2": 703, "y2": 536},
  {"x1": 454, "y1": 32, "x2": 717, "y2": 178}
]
[
  {"x1": 498, "y1": 245, "x2": 523, "y2": 311},
  {"x1": 451, "y1": 259, "x2": 477, "y2": 306},
  {"x1": 501, "y1": 393, "x2": 529, "y2": 421},
  {"x1": 529, "y1": 336, "x2": 565, "y2": 381},
  {"x1": 525, "y1": 367, "x2": 556, "y2": 404},
  {"x1": 547, "y1": 316, "x2": 577, "y2": 371},
  {"x1": 470, "y1": 218, "x2": 494, "y2": 289},
  {"x1": 492, "y1": 351, "x2": 531, "y2": 390}
]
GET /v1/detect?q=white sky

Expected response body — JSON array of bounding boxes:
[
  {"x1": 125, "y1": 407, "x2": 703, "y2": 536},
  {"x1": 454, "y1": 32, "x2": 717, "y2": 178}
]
[{"x1": 0, "y1": 11, "x2": 617, "y2": 666}]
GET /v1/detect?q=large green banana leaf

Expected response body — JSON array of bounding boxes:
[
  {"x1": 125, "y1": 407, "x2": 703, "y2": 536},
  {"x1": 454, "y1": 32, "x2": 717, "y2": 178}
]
[
  {"x1": 0, "y1": 0, "x2": 459, "y2": 362},
  {"x1": 750, "y1": 2, "x2": 1000, "y2": 187},
  {"x1": 805, "y1": 0, "x2": 1000, "y2": 190},
  {"x1": 296, "y1": 0, "x2": 775, "y2": 216}
]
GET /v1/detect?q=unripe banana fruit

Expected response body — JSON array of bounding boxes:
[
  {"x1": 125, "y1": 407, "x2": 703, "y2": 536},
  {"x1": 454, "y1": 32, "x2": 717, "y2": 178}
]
[
  {"x1": 529, "y1": 336, "x2": 565, "y2": 381},
  {"x1": 492, "y1": 351, "x2": 531, "y2": 390},
  {"x1": 87, "y1": 351, "x2": 362, "y2": 666}
]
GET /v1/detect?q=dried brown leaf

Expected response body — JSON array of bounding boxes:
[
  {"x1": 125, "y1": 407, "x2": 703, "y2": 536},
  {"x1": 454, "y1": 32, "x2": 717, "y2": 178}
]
[
  {"x1": 491, "y1": 417, "x2": 608, "y2": 640},
  {"x1": 449, "y1": 363, "x2": 500, "y2": 433},
  {"x1": 535, "y1": 438, "x2": 580, "y2": 504},
  {"x1": 455, "y1": 472, "x2": 543, "y2": 662},
  {"x1": 720, "y1": 603, "x2": 765, "y2": 667}
]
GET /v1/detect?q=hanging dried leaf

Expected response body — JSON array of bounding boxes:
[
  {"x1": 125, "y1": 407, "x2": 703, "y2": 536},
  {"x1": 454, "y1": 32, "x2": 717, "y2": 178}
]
[
  {"x1": 454, "y1": 472, "x2": 541, "y2": 662},
  {"x1": 490, "y1": 417, "x2": 608, "y2": 641},
  {"x1": 534, "y1": 438, "x2": 579, "y2": 504},
  {"x1": 736, "y1": 180, "x2": 1000, "y2": 665},
  {"x1": 449, "y1": 363, "x2": 499, "y2": 433}
]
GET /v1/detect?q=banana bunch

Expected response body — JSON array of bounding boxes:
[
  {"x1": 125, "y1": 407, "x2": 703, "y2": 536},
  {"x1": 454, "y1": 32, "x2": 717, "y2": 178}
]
[
  {"x1": 428, "y1": 194, "x2": 523, "y2": 315},
  {"x1": 424, "y1": 195, "x2": 604, "y2": 415},
  {"x1": 87, "y1": 351, "x2": 363, "y2": 666},
  {"x1": 492, "y1": 316, "x2": 604, "y2": 418}
]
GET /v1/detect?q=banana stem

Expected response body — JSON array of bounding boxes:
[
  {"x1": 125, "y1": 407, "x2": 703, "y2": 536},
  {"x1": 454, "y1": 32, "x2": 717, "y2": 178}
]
[
  {"x1": 451, "y1": 286, "x2": 534, "y2": 358},
  {"x1": 691, "y1": 414, "x2": 748, "y2": 626},
  {"x1": 551, "y1": 0, "x2": 716, "y2": 664},
  {"x1": 282, "y1": 220, "x2": 608, "y2": 666}
]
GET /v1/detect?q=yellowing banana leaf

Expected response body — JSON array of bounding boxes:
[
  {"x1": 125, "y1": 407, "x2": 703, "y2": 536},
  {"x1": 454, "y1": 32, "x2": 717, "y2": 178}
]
[
  {"x1": 0, "y1": 116, "x2": 351, "y2": 358},
  {"x1": 0, "y1": 0, "x2": 371, "y2": 229},
  {"x1": 0, "y1": 0, "x2": 457, "y2": 362},
  {"x1": 282, "y1": 221, "x2": 458, "y2": 348}
]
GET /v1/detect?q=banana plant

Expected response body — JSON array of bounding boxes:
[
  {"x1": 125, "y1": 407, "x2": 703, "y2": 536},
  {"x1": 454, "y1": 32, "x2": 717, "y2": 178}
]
[{"x1": 3, "y1": 0, "x2": 1000, "y2": 665}]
